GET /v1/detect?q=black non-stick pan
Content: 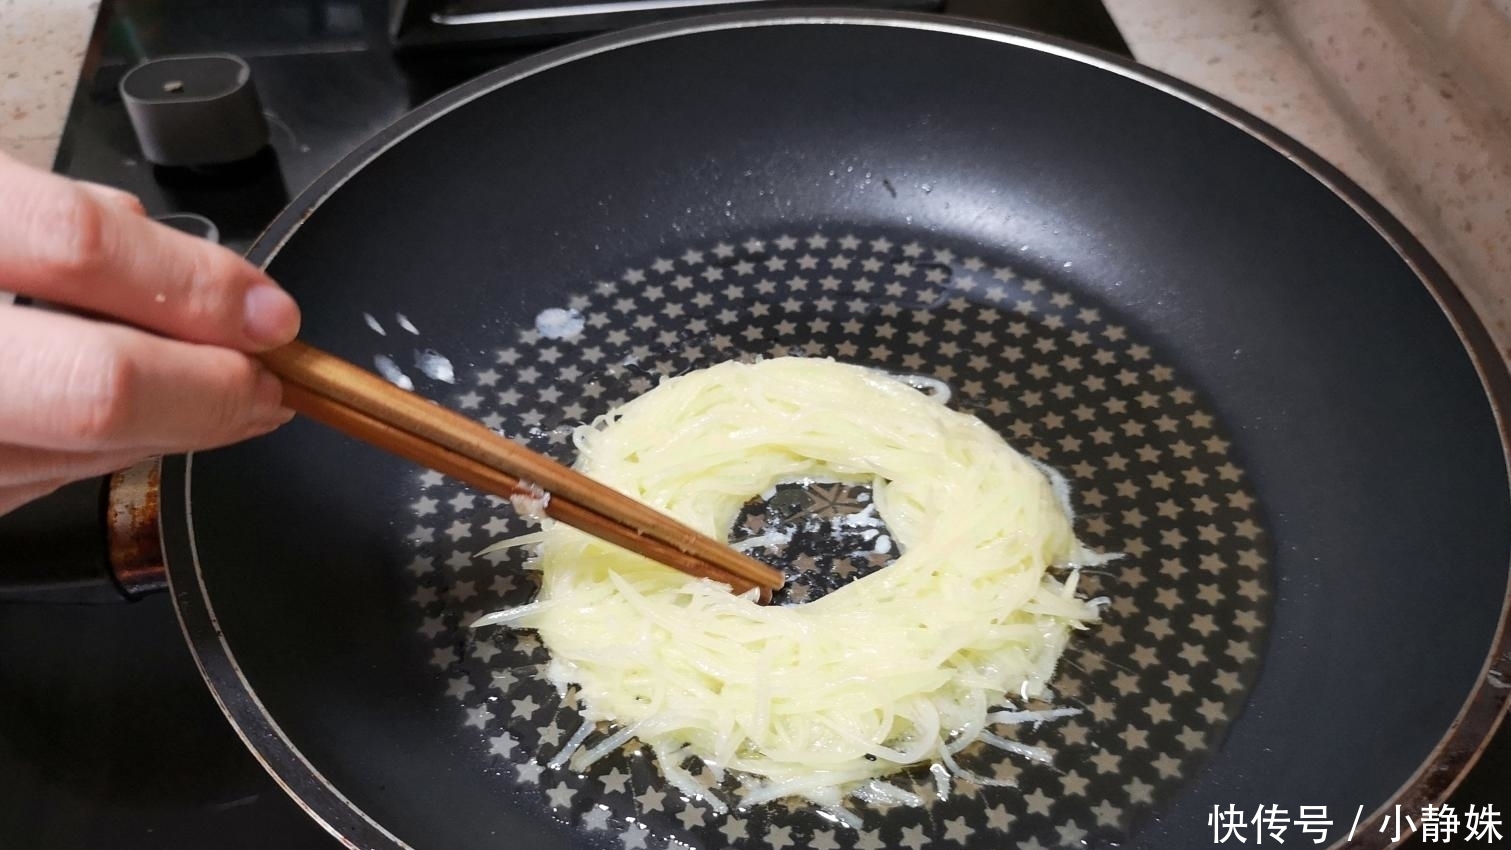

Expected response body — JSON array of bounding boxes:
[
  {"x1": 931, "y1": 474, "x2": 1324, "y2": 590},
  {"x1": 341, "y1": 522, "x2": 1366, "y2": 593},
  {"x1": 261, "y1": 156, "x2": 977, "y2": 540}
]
[{"x1": 155, "y1": 11, "x2": 1511, "y2": 850}]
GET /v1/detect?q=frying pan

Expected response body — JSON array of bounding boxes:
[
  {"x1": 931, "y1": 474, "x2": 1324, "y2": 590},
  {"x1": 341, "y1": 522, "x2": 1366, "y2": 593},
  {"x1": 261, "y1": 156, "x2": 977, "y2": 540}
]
[{"x1": 145, "y1": 10, "x2": 1511, "y2": 850}]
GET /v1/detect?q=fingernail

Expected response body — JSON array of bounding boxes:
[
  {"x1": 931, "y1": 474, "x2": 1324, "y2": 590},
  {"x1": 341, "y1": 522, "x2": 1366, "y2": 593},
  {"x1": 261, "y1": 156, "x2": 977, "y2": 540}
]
[
  {"x1": 243, "y1": 284, "x2": 301, "y2": 347},
  {"x1": 79, "y1": 180, "x2": 145, "y2": 214},
  {"x1": 248, "y1": 406, "x2": 296, "y2": 436},
  {"x1": 251, "y1": 368, "x2": 286, "y2": 418},
  {"x1": 247, "y1": 369, "x2": 295, "y2": 435}
]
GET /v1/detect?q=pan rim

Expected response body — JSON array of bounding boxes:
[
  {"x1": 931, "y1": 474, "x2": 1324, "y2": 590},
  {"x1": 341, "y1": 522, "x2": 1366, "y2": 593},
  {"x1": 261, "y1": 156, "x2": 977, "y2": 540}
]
[{"x1": 163, "y1": 9, "x2": 1511, "y2": 850}]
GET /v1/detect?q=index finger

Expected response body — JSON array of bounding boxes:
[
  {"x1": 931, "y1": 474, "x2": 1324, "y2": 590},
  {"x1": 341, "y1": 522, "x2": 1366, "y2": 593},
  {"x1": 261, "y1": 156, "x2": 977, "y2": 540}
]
[{"x1": 0, "y1": 154, "x2": 300, "y2": 351}]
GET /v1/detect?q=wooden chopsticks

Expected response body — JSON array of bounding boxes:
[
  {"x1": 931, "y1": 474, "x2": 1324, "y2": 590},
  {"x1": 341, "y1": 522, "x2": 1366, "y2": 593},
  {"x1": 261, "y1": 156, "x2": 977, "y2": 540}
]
[{"x1": 259, "y1": 341, "x2": 784, "y2": 601}]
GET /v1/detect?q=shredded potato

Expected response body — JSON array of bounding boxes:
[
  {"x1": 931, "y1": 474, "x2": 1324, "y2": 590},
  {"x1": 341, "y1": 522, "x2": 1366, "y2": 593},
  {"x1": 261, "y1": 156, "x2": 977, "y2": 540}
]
[{"x1": 475, "y1": 357, "x2": 1101, "y2": 810}]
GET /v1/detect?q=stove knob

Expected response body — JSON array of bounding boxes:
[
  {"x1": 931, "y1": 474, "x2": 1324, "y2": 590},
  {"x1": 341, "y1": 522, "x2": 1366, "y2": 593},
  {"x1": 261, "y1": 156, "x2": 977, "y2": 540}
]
[
  {"x1": 152, "y1": 212, "x2": 221, "y2": 244},
  {"x1": 120, "y1": 53, "x2": 269, "y2": 168}
]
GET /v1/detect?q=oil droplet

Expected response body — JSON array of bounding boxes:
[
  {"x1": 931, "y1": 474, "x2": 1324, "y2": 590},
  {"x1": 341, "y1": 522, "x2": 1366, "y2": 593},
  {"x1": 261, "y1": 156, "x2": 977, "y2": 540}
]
[
  {"x1": 373, "y1": 354, "x2": 414, "y2": 390},
  {"x1": 536, "y1": 307, "x2": 585, "y2": 340},
  {"x1": 415, "y1": 349, "x2": 455, "y2": 383}
]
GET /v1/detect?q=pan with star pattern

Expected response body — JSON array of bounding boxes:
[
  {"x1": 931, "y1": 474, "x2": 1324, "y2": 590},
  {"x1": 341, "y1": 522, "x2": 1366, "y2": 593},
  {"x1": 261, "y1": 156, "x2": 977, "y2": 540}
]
[{"x1": 161, "y1": 12, "x2": 1511, "y2": 850}]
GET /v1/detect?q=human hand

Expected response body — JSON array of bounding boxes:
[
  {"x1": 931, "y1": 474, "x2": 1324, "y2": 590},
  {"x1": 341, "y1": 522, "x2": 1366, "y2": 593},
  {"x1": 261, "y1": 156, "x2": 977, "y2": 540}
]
[{"x1": 0, "y1": 153, "x2": 301, "y2": 515}]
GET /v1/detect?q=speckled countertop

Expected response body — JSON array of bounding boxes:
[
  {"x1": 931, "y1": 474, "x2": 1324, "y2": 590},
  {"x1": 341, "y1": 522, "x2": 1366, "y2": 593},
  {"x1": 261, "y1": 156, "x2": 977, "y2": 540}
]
[
  {"x1": 1102, "y1": 0, "x2": 1511, "y2": 358},
  {"x1": 0, "y1": 0, "x2": 97, "y2": 167},
  {"x1": 3, "y1": 0, "x2": 1509, "y2": 354}
]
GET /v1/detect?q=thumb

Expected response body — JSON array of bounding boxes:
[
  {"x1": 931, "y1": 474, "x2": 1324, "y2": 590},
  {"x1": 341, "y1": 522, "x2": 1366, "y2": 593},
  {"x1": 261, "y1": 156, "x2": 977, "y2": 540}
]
[{"x1": 0, "y1": 155, "x2": 300, "y2": 351}]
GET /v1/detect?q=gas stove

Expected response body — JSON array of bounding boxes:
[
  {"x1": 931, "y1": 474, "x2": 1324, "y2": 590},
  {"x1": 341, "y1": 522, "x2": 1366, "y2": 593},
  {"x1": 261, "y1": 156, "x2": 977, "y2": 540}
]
[{"x1": 2, "y1": 2, "x2": 1502, "y2": 848}]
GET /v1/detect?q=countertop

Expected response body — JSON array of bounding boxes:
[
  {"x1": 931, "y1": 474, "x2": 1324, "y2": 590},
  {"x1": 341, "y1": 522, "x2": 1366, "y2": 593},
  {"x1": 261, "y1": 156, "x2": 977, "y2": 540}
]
[
  {"x1": 0, "y1": 0, "x2": 97, "y2": 168},
  {"x1": 1101, "y1": 0, "x2": 1511, "y2": 359}
]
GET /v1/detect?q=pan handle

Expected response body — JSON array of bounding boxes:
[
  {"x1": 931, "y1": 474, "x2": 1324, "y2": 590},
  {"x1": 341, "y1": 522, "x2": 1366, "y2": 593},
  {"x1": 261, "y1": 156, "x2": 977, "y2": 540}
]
[{"x1": 0, "y1": 458, "x2": 167, "y2": 604}]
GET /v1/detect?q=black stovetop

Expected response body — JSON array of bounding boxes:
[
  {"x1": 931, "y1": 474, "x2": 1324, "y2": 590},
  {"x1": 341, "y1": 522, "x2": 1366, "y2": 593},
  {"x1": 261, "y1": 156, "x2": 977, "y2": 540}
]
[{"x1": 1, "y1": 2, "x2": 1502, "y2": 848}]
